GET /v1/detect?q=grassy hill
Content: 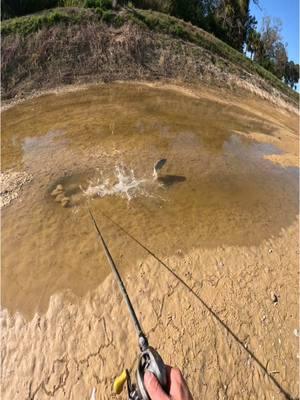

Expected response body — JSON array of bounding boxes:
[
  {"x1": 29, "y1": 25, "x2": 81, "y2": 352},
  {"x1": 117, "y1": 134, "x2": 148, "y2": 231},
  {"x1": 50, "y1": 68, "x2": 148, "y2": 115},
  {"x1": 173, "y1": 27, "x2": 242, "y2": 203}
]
[{"x1": 1, "y1": 6, "x2": 298, "y2": 105}]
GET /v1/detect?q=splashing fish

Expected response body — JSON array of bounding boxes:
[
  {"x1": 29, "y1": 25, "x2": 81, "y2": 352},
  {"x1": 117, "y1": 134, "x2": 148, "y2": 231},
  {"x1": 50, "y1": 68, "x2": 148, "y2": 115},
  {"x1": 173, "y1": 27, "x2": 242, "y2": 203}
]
[{"x1": 153, "y1": 159, "x2": 167, "y2": 180}]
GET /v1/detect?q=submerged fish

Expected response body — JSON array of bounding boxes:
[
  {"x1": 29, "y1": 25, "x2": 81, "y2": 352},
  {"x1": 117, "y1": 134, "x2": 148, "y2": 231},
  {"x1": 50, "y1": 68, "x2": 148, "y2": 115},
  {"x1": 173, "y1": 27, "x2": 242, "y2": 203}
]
[{"x1": 153, "y1": 159, "x2": 167, "y2": 179}]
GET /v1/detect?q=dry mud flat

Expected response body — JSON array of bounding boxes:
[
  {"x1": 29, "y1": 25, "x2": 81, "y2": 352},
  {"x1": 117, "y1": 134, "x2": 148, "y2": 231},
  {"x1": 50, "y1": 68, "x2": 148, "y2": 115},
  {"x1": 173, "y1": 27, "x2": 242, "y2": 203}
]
[
  {"x1": 1, "y1": 220, "x2": 299, "y2": 399},
  {"x1": 1, "y1": 83, "x2": 299, "y2": 399}
]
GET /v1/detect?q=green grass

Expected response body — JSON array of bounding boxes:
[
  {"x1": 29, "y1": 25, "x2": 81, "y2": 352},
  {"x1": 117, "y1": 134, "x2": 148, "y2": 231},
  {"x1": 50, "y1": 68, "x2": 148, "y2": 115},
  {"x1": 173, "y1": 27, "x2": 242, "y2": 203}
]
[
  {"x1": 1, "y1": 6, "x2": 297, "y2": 101},
  {"x1": 58, "y1": 0, "x2": 85, "y2": 6},
  {"x1": 1, "y1": 10, "x2": 82, "y2": 35}
]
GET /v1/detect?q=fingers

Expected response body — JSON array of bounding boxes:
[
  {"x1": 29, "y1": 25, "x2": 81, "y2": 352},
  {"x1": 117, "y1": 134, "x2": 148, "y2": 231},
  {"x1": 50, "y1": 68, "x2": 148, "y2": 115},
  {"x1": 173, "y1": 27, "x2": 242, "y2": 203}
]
[
  {"x1": 168, "y1": 368, "x2": 193, "y2": 400},
  {"x1": 144, "y1": 371, "x2": 170, "y2": 400}
]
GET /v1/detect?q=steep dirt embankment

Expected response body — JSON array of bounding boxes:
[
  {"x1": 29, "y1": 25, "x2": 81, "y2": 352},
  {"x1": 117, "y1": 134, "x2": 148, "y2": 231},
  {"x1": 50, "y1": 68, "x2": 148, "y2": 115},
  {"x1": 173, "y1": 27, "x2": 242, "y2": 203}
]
[{"x1": 1, "y1": 7, "x2": 298, "y2": 112}]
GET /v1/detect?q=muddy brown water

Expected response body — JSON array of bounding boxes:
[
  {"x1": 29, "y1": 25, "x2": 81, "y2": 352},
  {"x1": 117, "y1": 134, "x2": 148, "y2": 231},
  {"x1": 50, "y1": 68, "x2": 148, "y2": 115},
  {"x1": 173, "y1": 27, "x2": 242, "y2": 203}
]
[{"x1": 1, "y1": 83, "x2": 298, "y2": 319}]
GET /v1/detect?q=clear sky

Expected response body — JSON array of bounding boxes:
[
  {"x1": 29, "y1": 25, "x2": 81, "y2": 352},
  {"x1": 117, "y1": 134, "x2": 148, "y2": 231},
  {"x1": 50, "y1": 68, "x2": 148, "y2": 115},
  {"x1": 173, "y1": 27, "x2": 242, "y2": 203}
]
[{"x1": 250, "y1": 0, "x2": 299, "y2": 63}]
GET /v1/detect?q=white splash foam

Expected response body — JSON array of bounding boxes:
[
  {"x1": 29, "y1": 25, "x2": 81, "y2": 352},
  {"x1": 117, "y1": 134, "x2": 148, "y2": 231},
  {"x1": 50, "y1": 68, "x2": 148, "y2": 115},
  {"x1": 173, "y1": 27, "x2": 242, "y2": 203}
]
[
  {"x1": 90, "y1": 387, "x2": 96, "y2": 400},
  {"x1": 83, "y1": 164, "x2": 147, "y2": 201}
]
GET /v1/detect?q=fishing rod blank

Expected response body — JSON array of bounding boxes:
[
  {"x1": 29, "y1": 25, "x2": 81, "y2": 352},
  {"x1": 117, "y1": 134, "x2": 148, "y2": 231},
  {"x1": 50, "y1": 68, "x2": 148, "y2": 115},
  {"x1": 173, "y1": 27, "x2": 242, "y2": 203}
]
[
  {"x1": 88, "y1": 208, "x2": 148, "y2": 350},
  {"x1": 88, "y1": 208, "x2": 168, "y2": 400}
]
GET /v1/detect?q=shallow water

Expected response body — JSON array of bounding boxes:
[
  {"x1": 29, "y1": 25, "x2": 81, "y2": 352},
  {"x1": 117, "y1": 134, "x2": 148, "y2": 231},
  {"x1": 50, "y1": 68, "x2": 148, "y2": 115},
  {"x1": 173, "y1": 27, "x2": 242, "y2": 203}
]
[{"x1": 1, "y1": 83, "x2": 298, "y2": 318}]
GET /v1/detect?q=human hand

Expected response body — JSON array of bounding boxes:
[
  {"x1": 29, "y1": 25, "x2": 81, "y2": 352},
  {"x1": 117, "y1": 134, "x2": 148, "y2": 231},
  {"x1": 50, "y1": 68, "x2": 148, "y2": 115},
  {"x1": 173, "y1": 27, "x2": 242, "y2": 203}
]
[{"x1": 144, "y1": 366, "x2": 193, "y2": 400}]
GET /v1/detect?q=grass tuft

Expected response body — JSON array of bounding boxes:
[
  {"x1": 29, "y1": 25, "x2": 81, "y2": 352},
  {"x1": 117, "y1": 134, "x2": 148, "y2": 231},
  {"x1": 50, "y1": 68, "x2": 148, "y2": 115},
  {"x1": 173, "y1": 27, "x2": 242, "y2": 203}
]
[{"x1": 1, "y1": 10, "x2": 81, "y2": 35}]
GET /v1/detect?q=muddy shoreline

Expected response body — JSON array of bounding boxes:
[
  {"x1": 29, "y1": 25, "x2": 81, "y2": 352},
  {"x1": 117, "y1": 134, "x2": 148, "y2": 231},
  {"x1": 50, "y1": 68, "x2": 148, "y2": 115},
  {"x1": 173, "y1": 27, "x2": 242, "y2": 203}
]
[
  {"x1": 2, "y1": 78, "x2": 298, "y2": 116},
  {"x1": 1, "y1": 82, "x2": 299, "y2": 400}
]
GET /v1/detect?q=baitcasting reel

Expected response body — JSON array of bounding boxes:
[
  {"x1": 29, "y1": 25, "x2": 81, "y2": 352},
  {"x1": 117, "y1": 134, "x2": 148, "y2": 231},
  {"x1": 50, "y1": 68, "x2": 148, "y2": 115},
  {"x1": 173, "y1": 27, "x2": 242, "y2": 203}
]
[{"x1": 114, "y1": 345, "x2": 167, "y2": 400}]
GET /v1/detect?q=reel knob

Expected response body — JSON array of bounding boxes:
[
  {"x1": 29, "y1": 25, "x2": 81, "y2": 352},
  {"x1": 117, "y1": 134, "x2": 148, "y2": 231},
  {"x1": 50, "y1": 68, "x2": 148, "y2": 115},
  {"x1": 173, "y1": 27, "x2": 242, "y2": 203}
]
[{"x1": 113, "y1": 370, "x2": 128, "y2": 395}]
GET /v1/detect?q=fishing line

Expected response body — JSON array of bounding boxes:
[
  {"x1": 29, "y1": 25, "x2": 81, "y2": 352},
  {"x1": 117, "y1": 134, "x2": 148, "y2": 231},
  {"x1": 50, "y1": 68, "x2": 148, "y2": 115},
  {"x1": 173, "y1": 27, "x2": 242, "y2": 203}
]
[{"x1": 91, "y1": 208, "x2": 293, "y2": 400}]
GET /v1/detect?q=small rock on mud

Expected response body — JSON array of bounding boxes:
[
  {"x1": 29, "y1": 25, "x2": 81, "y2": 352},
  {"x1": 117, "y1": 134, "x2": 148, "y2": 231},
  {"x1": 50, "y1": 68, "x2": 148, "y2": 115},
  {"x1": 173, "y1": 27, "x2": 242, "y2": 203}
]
[
  {"x1": 61, "y1": 197, "x2": 70, "y2": 207},
  {"x1": 270, "y1": 291, "x2": 279, "y2": 304},
  {"x1": 55, "y1": 193, "x2": 65, "y2": 202},
  {"x1": 51, "y1": 184, "x2": 64, "y2": 196}
]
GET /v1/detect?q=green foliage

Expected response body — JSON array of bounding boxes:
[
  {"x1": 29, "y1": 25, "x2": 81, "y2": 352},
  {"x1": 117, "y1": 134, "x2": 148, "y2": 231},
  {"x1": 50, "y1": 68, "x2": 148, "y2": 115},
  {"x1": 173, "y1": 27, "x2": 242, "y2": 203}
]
[
  {"x1": 112, "y1": 13, "x2": 125, "y2": 26},
  {"x1": 85, "y1": 0, "x2": 112, "y2": 9},
  {"x1": 128, "y1": 9, "x2": 188, "y2": 39},
  {"x1": 102, "y1": 9, "x2": 114, "y2": 21},
  {"x1": 169, "y1": 23, "x2": 186, "y2": 38},
  {"x1": 246, "y1": 28, "x2": 260, "y2": 60},
  {"x1": 284, "y1": 61, "x2": 299, "y2": 89},
  {"x1": 1, "y1": 0, "x2": 113, "y2": 18},
  {"x1": 168, "y1": 0, "x2": 200, "y2": 25},
  {"x1": 1, "y1": 0, "x2": 59, "y2": 19},
  {"x1": 1, "y1": 6, "x2": 119, "y2": 35},
  {"x1": 131, "y1": 0, "x2": 169, "y2": 12},
  {"x1": 250, "y1": 17, "x2": 292, "y2": 82},
  {"x1": 132, "y1": 0, "x2": 254, "y2": 53},
  {"x1": 58, "y1": 0, "x2": 85, "y2": 6},
  {"x1": 1, "y1": 10, "x2": 80, "y2": 34},
  {"x1": 95, "y1": 6, "x2": 103, "y2": 16},
  {"x1": 273, "y1": 42, "x2": 288, "y2": 79}
]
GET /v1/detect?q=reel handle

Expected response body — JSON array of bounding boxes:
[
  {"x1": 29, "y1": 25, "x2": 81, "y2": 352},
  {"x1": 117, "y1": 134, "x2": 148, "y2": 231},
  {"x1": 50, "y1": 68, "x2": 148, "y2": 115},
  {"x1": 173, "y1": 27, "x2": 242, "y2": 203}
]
[{"x1": 136, "y1": 346, "x2": 168, "y2": 400}]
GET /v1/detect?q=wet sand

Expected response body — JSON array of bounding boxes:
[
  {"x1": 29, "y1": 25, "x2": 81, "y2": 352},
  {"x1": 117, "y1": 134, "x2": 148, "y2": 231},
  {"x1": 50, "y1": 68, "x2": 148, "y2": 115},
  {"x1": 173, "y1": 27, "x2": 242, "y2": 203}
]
[
  {"x1": 1, "y1": 82, "x2": 299, "y2": 399},
  {"x1": 1, "y1": 220, "x2": 299, "y2": 399}
]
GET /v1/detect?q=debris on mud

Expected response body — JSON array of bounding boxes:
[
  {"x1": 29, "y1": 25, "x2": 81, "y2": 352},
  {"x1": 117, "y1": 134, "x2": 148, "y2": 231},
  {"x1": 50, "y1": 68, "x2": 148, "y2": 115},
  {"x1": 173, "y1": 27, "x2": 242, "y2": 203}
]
[
  {"x1": 0, "y1": 171, "x2": 33, "y2": 208},
  {"x1": 50, "y1": 184, "x2": 71, "y2": 207},
  {"x1": 270, "y1": 291, "x2": 279, "y2": 304}
]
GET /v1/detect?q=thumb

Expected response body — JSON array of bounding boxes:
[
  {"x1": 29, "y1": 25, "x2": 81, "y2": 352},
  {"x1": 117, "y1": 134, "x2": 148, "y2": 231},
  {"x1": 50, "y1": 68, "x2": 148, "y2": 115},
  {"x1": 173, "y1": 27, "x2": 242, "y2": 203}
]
[{"x1": 144, "y1": 371, "x2": 169, "y2": 400}]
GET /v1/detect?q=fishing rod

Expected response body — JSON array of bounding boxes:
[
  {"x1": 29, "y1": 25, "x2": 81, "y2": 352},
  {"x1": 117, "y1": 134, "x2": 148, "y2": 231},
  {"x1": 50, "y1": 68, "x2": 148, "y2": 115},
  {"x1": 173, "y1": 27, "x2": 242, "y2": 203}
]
[{"x1": 88, "y1": 208, "x2": 168, "y2": 400}]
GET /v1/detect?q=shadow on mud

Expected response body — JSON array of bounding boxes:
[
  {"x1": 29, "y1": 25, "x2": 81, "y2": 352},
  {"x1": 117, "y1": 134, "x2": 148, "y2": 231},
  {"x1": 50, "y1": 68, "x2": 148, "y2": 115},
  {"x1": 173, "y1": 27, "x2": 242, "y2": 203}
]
[{"x1": 158, "y1": 175, "x2": 186, "y2": 187}]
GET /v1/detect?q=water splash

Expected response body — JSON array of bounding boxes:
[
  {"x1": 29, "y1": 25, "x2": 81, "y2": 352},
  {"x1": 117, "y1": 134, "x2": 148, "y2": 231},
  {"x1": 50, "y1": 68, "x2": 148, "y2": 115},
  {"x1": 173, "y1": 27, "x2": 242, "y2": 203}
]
[{"x1": 83, "y1": 164, "x2": 148, "y2": 201}]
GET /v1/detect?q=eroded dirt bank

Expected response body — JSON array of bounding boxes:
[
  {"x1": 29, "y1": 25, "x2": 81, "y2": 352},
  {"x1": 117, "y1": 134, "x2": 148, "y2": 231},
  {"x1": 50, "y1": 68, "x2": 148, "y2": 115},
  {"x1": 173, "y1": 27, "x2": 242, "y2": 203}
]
[{"x1": 1, "y1": 8, "x2": 298, "y2": 114}]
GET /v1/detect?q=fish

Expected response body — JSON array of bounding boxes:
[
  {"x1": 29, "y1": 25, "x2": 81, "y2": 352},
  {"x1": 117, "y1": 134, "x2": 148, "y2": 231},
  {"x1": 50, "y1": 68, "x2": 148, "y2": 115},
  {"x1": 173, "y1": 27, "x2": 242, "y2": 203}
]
[{"x1": 153, "y1": 159, "x2": 167, "y2": 179}]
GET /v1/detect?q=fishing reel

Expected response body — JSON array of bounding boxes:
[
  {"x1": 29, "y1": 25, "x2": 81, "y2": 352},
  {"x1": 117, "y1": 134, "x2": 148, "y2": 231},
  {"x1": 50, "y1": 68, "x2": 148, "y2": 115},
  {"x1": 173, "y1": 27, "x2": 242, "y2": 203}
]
[{"x1": 114, "y1": 346, "x2": 168, "y2": 400}]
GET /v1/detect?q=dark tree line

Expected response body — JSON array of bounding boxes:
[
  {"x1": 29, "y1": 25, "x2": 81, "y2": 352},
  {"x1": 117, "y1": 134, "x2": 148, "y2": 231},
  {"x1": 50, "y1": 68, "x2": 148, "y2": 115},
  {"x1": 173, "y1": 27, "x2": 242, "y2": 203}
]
[
  {"x1": 2, "y1": 0, "x2": 299, "y2": 89},
  {"x1": 1, "y1": 0, "x2": 58, "y2": 18}
]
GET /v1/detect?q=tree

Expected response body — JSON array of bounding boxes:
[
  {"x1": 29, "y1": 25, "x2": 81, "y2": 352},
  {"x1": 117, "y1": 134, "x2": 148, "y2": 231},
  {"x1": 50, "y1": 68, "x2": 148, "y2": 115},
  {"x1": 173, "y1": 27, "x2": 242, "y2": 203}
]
[
  {"x1": 251, "y1": 16, "x2": 290, "y2": 80},
  {"x1": 168, "y1": 0, "x2": 203, "y2": 26},
  {"x1": 255, "y1": 16, "x2": 282, "y2": 63},
  {"x1": 284, "y1": 61, "x2": 299, "y2": 89},
  {"x1": 273, "y1": 41, "x2": 288, "y2": 79},
  {"x1": 1, "y1": 0, "x2": 58, "y2": 18},
  {"x1": 246, "y1": 29, "x2": 260, "y2": 59},
  {"x1": 214, "y1": 0, "x2": 256, "y2": 52}
]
